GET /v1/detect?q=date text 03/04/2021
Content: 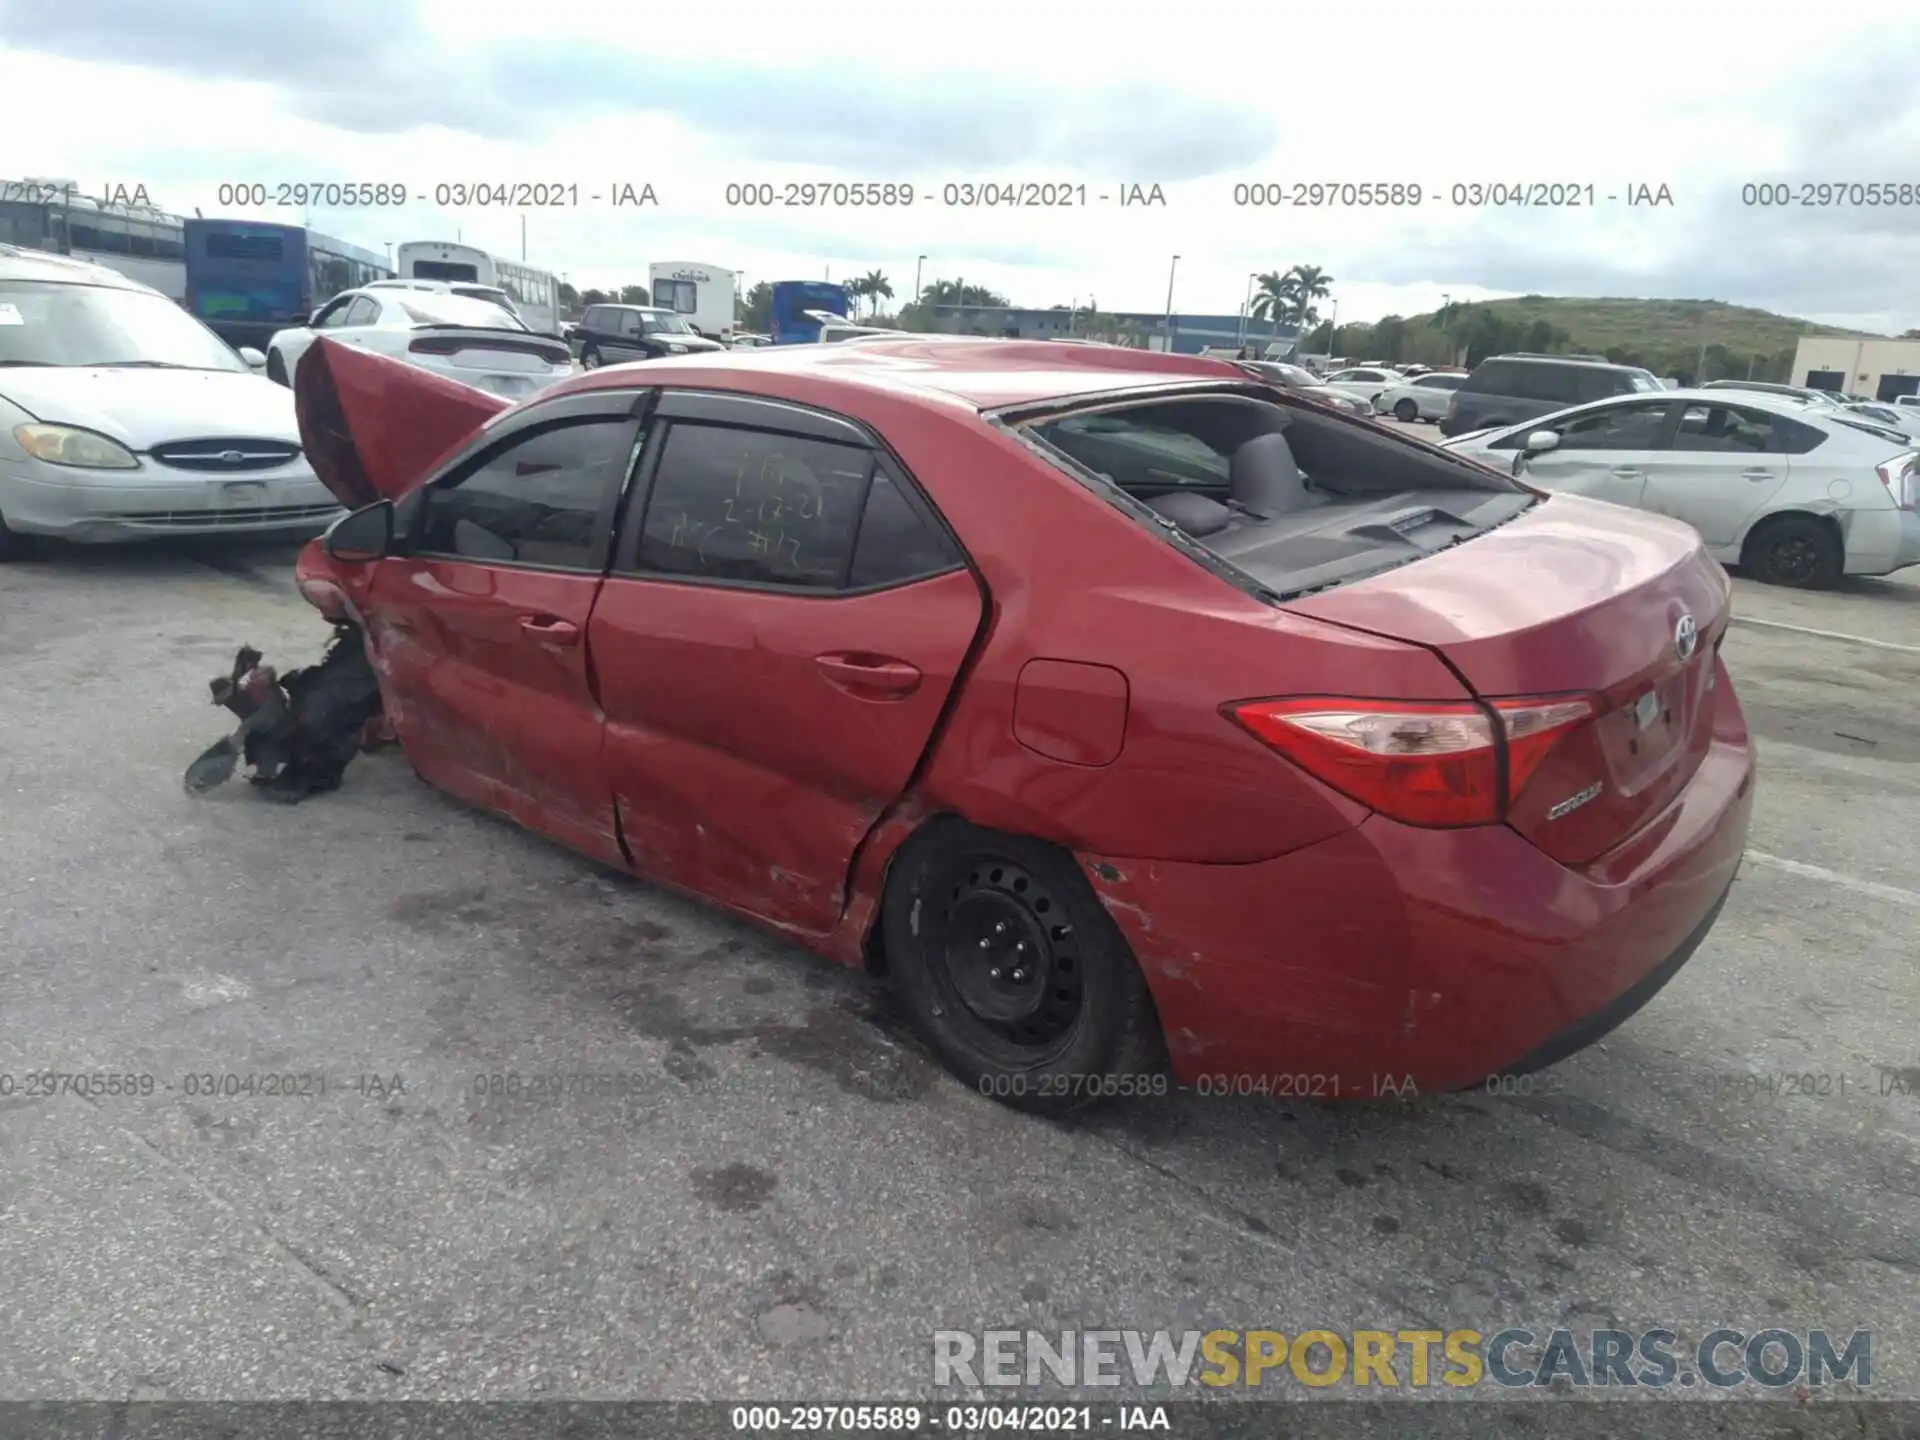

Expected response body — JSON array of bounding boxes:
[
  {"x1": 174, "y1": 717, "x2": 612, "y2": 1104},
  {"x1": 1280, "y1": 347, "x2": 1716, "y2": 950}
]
[
  {"x1": 204, "y1": 181, "x2": 659, "y2": 209},
  {"x1": 729, "y1": 1404, "x2": 1172, "y2": 1432}
]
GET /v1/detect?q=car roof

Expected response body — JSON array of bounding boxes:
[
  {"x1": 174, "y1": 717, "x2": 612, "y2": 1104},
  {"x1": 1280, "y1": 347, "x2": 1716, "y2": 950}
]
[
  {"x1": 1481, "y1": 353, "x2": 1644, "y2": 372},
  {"x1": 547, "y1": 336, "x2": 1253, "y2": 411},
  {"x1": 0, "y1": 243, "x2": 155, "y2": 290}
]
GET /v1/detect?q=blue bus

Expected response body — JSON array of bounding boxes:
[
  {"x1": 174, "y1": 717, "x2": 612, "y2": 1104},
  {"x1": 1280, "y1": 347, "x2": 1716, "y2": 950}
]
[
  {"x1": 770, "y1": 280, "x2": 851, "y2": 344},
  {"x1": 184, "y1": 219, "x2": 392, "y2": 349}
]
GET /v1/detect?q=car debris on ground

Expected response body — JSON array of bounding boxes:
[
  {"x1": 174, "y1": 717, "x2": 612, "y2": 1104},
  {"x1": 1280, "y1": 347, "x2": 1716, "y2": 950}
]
[{"x1": 183, "y1": 624, "x2": 391, "y2": 803}]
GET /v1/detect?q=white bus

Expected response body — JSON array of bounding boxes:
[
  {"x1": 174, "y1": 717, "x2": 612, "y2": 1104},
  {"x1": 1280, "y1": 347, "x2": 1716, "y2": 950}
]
[
  {"x1": 394, "y1": 241, "x2": 560, "y2": 335},
  {"x1": 0, "y1": 179, "x2": 186, "y2": 299},
  {"x1": 648, "y1": 261, "x2": 736, "y2": 342}
]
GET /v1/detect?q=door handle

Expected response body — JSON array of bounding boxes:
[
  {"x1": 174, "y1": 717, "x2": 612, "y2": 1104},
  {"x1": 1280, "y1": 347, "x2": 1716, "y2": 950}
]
[
  {"x1": 519, "y1": 615, "x2": 580, "y2": 645},
  {"x1": 814, "y1": 651, "x2": 922, "y2": 697},
  {"x1": 1610, "y1": 467, "x2": 1642, "y2": 478},
  {"x1": 1741, "y1": 468, "x2": 1775, "y2": 481}
]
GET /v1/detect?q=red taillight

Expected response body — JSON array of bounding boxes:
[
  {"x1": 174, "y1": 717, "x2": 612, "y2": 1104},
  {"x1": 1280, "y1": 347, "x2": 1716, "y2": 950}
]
[
  {"x1": 1875, "y1": 453, "x2": 1918, "y2": 511},
  {"x1": 1227, "y1": 695, "x2": 1598, "y2": 828}
]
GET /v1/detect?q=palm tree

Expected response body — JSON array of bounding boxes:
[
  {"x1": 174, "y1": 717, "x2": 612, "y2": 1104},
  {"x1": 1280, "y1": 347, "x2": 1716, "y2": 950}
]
[
  {"x1": 846, "y1": 275, "x2": 872, "y2": 312},
  {"x1": 1284, "y1": 264, "x2": 1332, "y2": 328},
  {"x1": 861, "y1": 269, "x2": 892, "y2": 319},
  {"x1": 1249, "y1": 270, "x2": 1296, "y2": 345}
]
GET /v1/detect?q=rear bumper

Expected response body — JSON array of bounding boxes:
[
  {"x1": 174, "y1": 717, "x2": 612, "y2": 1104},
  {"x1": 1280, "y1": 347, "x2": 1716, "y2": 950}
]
[
  {"x1": 1082, "y1": 679, "x2": 1756, "y2": 1094},
  {"x1": 1842, "y1": 506, "x2": 1920, "y2": 576}
]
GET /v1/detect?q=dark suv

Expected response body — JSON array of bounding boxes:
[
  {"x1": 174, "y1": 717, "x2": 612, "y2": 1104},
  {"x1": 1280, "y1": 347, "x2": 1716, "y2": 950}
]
[
  {"x1": 1438, "y1": 353, "x2": 1665, "y2": 437},
  {"x1": 571, "y1": 304, "x2": 724, "y2": 369}
]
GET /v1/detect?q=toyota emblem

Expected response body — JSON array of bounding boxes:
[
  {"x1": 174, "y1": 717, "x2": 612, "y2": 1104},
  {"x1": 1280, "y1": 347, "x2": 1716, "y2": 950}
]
[{"x1": 1674, "y1": 613, "x2": 1698, "y2": 661}]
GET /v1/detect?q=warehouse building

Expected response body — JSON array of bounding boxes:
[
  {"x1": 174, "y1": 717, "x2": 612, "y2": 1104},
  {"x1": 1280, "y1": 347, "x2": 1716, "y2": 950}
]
[{"x1": 1792, "y1": 336, "x2": 1920, "y2": 403}]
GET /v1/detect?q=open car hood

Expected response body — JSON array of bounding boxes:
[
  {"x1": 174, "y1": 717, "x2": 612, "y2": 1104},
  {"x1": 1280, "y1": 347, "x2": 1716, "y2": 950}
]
[{"x1": 293, "y1": 337, "x2": 511, "y2": 510}]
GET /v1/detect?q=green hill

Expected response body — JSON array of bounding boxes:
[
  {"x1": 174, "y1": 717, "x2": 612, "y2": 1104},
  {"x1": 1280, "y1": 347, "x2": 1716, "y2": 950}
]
[
  {"x1": 1326, "y1": 296, "x2": 1885, "y2": 383},
  {"x1": 1440, "y1": 296, "x2": 1878, "y2": 352}
]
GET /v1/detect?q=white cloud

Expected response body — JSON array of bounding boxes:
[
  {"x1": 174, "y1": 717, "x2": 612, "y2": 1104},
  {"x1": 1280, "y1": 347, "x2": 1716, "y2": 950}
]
[{"x1": 2, "y1": 0, "x2": 1917, "y2": 328}]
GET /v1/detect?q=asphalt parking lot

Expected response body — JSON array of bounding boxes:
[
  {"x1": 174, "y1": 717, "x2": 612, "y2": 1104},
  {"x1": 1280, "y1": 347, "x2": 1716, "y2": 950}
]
[{"x1": 2, "y1": 485, "x2": 1917, "y2": 1408}]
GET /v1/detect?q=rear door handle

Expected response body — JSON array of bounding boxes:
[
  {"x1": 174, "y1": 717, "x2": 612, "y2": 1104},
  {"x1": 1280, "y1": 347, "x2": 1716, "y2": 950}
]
[
  {"x1": 519, "y1": 615, "x2": 580, "y2": 646},
  {"x1": 1741, "y1": 468, "x2": 1776, "y2": 481},
  {"x1": 814, "y1": 651, "x2": 922, "y2": 698}
]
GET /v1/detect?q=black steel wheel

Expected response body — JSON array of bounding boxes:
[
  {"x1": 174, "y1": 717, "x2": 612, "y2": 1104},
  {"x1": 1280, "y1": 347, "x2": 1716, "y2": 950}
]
[
  {"x1": 1743, "y1": 514, "x2": 1842, "y2": 589},
  {"x1": 881, "y1": 820, "x2": 1166, "y2": 1114},
  {"x1": 580, "y1": 344, "x2": 602, "y2": 369}
]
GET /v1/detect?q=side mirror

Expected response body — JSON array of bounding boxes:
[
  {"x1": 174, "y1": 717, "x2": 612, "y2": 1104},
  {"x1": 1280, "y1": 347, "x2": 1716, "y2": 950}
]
[
  {"x1": 238, "y1": 346, "x2": 266, "y2": 369},
  {"x1": 324, "y1": 500, "x2": 393, "y2": 562},
  {"x1": 1512, "y1": 429, "x2": 1559, "y2": 477}
]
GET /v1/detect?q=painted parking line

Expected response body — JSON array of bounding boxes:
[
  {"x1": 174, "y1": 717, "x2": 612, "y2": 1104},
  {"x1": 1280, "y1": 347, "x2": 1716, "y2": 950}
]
[
  {"x1": 1727, "y1": 615, "x2": 1920, "y2": 654},
  {"x1": 1747, "y1": 850, "x2": 1920, "y2": 908}
]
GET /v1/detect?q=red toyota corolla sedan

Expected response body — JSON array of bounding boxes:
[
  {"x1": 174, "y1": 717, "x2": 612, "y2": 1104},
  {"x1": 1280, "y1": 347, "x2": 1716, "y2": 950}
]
[{"x1": 290, "y1": 335, "x2": 1755, "y2": 1112}]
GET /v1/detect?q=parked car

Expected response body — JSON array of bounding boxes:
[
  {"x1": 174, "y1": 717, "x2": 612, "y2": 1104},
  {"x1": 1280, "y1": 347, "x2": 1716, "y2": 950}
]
[
  {"x1": 1698, "y1": 379, "x2": 1845, "y2": 407},
  {"x1": 1317, "y1": 366, "x2": 1402, "y2": 407},
  {"x1": 265, "y1": 288, "x2": 572, "y2": 401},
  {"x1": 1236, "y1": 360, "x2": 1375, "y2": 417},
  {"x1": 0, "y1": 244, "x2": 341, "y2": 558},
  {"x1": 362, "y1": 277, "x2": 519, "y2": 320},
  {"x1": 1374, "y1": 372, "x2": 1468, "y2": 423},
  {"x1": 731, "y1": 332, "x2": 773, "y2": 349},
  {"x1": 571, "y1": 304, "x2": 725, "y2": 368},
  {"x1": 1437, "y1": 354, "x2": 1667, "y2": 437},
  {"x1": 289, "y1": 334, "x2": 1754, "y2": 1111},
  {"x1": 1443, "y1": 389, "x2": 1920, "y2": 587},
  {"x1": 1894, "y1": 395, "x2": 1920, "y2": 414},
  {"x1": 1832, "y1": 398, "x2": 1920, "y2": 436}
]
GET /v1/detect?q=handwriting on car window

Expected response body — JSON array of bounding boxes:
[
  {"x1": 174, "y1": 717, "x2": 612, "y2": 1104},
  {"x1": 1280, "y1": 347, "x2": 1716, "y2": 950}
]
[{"x1": 658, "y1": 444, "x2": 864, "y2": 579}]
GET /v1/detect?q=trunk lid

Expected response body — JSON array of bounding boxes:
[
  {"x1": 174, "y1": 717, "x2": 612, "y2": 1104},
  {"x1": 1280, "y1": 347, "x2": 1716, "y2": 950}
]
[
  {"x1": 293, "y1": 337, "x2": 510, "y2": 509},
  {"x1": 1285, "y1": 493, "x2": 1732, "y2": 864}
]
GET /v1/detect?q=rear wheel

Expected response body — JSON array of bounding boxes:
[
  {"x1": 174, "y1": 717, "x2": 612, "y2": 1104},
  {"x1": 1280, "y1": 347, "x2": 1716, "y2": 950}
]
[
  {"x1": 1393, "y1": 398, "x2": 1418, "y2": 422},
  {"x1": 580, "y1": 344, "x2": 602, "y2": 370},
  {"x1": 1743, "y1": 514, "x2": 1843, "y2": 589},
  {"x1": 266, "y1": 350, "x2": 288, "y2": 386},
  {"x1": 880, "y1": 819, "x2": 1166, "y2": 1114}
]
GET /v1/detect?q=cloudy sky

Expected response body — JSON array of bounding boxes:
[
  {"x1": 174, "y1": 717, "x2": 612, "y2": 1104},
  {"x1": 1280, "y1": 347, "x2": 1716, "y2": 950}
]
[{"x1": 2, "y1": 0, "x2": 1917, "y2": 331}]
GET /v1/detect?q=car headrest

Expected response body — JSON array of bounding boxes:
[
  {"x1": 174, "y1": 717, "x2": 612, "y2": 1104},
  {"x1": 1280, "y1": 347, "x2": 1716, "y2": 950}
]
[{"x1": 1229, "y1": 431, "x2": 1312, "y2": 517}]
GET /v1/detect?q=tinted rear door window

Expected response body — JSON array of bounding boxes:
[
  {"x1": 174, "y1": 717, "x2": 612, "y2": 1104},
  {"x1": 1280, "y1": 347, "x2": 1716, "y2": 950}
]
[{"x1": 634, "y1": 423, "x2": 875, "y2": 588}]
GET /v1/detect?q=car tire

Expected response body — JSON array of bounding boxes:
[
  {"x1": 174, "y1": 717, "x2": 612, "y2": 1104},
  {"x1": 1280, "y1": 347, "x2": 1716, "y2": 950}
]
[
  {"x1": 879, "y1": 817, "x2": 1167, "y2": 1114},
  {"x1": 0, "y1": 512, "x2": 36, "y2": 561},
  {"x1": 1393, "y1": 399, "x2": 1419, "y2": 422},
  {"x1": 266, "y1": 350, "x2": 288, "y2": 386},
  {"x1": 1742, "y1": 513, "x2": 1844, "y2": 589},
  {"x1": 580, "y1": 344, "x2": 602, "y2": 370}
]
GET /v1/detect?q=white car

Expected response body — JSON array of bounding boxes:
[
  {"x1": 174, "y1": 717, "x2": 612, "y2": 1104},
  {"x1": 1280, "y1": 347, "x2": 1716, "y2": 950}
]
[
  {"x1": 265, "y1": 287, "x2": 572, "y2": 401},
  {"x1": 0, "y1": 244, "x2": 342, "y2": 557},
  {"x1": 1318, "y1": 366, "x2": 1402, "y2": 407},
  {"x1": 1374, "y1": 372, "x2": 1468, "y2": 423},
  {"x1": 362, "y1": 276, "x2": 519, "y2": 318},
  {"x1": 1442, "y1": 388, "x2": 1920, "y2": 588}
]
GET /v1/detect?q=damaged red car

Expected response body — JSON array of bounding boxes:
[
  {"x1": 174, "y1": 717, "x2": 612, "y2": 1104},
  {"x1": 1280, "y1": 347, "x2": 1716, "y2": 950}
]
[{"x1": 291, "y1": 335, "x2": 1755, "y2": 1112}]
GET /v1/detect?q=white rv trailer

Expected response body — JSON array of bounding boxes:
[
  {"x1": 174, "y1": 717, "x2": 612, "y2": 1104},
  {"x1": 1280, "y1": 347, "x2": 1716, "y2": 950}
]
[{"x1": 648, "y1": 261, "x2": 736, "y2": 342}]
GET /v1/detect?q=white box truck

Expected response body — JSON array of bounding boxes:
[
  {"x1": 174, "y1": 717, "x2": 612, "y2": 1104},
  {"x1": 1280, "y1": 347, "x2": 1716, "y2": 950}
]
[{"x1": 648, "y1": 262, "x2": 737, "y2": 343}]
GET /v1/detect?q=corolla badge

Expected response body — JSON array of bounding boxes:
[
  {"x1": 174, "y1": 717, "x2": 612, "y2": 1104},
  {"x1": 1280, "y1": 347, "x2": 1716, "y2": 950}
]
[{"x1": 1674, "y1": 613, "x2": 1698, "y2": 661}]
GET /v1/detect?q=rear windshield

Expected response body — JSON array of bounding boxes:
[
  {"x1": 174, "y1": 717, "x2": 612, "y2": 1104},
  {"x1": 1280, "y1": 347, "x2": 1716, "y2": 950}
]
[
  {"x1": 399, "y1": 295, "x2": 529, "y2": 330},
  {"x1": 1023, "y1": 390, "x2": 1535, "y2": 599}
]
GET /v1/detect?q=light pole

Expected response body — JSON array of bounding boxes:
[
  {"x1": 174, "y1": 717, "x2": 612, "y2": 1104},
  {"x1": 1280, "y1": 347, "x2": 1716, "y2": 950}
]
[
  {"x1": 1163, "y1": 255, "x2": 1180, "y2": 351},
  {"x1": 914, "y1": 254, "x2": 927, "y2": 309},
  {"x1": 1239, "y1": 271, "x2": 1257, "y2": 348}
]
